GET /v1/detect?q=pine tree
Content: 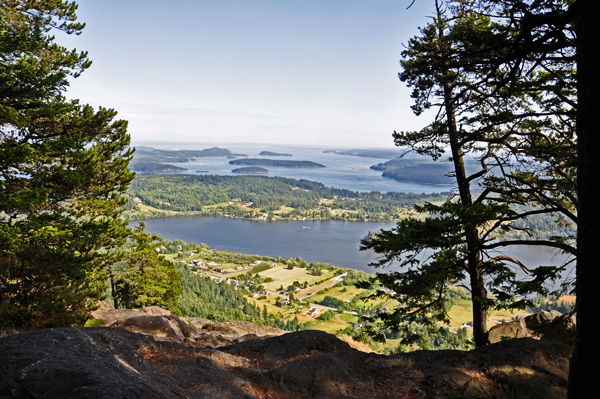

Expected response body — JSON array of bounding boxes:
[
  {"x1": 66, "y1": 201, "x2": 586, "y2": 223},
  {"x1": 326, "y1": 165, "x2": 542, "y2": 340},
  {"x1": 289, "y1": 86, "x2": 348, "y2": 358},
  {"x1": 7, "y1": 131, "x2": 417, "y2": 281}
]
[
  {"x1": 0, "y1": 1, "x2": 134, "y2": 327},
  {"x1": 362, "y1": 0, "x2": 575, "y2": 347}
]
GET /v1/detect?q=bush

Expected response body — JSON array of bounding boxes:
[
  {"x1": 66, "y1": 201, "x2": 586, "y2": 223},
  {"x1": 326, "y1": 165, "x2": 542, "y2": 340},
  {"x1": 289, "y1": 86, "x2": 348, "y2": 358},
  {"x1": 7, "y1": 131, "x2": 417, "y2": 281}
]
[{"x1": 319, "y1": 310, "x2": 337, "y2": 321}]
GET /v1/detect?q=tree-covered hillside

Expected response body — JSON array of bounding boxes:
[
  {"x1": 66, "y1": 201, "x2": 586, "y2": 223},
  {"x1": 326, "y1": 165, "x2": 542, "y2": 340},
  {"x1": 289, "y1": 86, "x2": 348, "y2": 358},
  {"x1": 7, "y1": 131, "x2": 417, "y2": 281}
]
[{"x1": 127, "y1": 174, "x2": 448, "y2": 216}]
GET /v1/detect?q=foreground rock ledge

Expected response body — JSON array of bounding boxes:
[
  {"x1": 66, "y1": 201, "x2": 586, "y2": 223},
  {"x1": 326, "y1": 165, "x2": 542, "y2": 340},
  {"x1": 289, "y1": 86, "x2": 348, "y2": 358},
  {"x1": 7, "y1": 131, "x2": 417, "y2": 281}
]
[{"x1": 0, "y1": 328, "x2": 571, "y2": 399}]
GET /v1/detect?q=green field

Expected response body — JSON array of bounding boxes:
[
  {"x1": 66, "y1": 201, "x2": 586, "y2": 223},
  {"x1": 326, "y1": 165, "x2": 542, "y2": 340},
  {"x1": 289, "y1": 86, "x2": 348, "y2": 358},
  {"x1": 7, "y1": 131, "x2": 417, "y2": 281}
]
[
  {"x1": 258, "y1": 266, "x2": 330, "y2": 290},
  {"x1": 447, "y1": 299, "x2": 530, "y2": 327}
]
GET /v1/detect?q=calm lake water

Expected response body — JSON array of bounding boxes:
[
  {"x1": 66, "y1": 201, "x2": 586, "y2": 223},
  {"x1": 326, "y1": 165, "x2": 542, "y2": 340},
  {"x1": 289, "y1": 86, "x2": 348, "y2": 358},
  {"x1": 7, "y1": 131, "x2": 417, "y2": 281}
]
[
  {"x1": 138, "y1": 216, "x2": 573, "y2": 282},
  {"x1": 135, "y1": 143, "x2": 573, "y2": 288}
]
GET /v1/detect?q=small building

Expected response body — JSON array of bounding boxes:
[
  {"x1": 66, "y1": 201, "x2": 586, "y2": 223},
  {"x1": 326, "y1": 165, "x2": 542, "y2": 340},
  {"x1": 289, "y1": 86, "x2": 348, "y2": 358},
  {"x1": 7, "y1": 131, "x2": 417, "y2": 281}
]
[{"x1": 214, "y1": 268, "x2": 226, "y2": 274}]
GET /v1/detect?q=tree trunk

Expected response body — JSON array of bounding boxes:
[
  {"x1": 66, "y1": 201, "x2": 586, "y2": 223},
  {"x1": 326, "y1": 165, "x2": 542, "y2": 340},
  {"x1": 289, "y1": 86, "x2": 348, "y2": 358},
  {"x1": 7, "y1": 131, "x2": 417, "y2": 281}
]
[
  {"x1": 569, "y1": 0, "x2": 600, "y2": 396},
  {"x1": 107, "y1": 265, "x2": 120, "y2": 310},
  {"x1": 443, "y1": 80, "x2": 490, "y2": 347}
]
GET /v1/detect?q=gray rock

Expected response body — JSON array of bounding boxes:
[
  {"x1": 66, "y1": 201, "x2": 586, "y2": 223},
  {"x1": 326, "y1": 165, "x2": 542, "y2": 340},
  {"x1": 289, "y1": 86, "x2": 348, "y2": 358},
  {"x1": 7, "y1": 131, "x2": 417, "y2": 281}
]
[
  {"x1": 524, "y1": 310, "x2": 563, "y2": 328},
  {"x1": 0, "y1": 327, "x2": 572, "y2": 399},
  {"x1": 488, "y1": 318, "x2": 528, "y2": 343}
]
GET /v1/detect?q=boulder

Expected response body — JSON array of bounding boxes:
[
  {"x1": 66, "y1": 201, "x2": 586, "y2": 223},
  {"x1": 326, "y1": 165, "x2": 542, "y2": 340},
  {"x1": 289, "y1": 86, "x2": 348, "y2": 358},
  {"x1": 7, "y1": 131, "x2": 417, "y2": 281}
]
[
  {"x1": 524, "y1": 310, "x2": 563, "y2": 328},
  {"x1": 141, "y1": 306, "x2": 172, "y2": 316},
  {"x1": 90, "y1": 305, "x2": 285, "y2": 347},
  {"x1": 488, "y1": 318, "x2": 529, "y2": 343},
  {"x1": 201, "y1": 320, "x2": 286, "y2": 341},
  {"x1": 541, "y1": 315, "x2": 577, "y2": 344}
]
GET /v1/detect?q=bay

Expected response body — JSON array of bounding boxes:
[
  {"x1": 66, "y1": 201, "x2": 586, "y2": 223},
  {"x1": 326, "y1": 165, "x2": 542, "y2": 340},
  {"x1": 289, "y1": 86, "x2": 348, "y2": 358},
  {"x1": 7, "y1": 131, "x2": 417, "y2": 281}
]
[{"x1": 159, "y1": 144, "x2": 451, "y2": 194}]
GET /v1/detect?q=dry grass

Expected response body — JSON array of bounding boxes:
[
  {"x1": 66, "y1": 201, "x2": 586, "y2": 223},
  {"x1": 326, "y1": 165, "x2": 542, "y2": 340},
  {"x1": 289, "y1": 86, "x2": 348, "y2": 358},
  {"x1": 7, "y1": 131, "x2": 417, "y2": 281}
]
[
  {"x1": 139, "y1": 346, "x2": 198, "y2": 374},
  {"x1": 338, "y1": 334, "x2": 375, "y2": 353},
  {"x1": 0, "y1": 329, "x2": 18, "y2": 339},
  {"x1": 457, "y1": 367, "x2": 509, "y2": 399},
  {"x1": 531, "y1": 353, "x2": 570, "y2": 381}
]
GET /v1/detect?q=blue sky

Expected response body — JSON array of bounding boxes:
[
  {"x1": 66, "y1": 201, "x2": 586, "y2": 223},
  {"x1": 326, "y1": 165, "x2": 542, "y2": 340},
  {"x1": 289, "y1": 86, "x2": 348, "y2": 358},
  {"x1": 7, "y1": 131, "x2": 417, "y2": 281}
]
[{"x1": 61, "y1": 0, "x2": 436, "y2": 148}]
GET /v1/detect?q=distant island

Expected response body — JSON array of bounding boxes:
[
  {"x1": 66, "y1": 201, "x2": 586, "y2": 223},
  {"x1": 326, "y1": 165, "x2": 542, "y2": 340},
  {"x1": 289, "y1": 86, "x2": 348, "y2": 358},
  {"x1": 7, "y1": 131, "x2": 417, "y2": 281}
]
[
  {"x1": 259, "y1": 151, "x2": 292, "y2": 157},
  {"x1": 229, "y1": 159, "x2": 325, "y2": 168},
  {"x1": 232, "y1": 167, "x2": 269, "y2": 174},
  {"x1": 133, "y1": 146, "x2": 247, "y2": 164},
  {"x1": 381, "y1": 164, "x2": 454, "y2": 185},
  {"x1": 374, "y1": 159, "x2": 480, "y2": 185},
  {"x1": 131, "y1": 162, "x2": 187, "y2": 173}
]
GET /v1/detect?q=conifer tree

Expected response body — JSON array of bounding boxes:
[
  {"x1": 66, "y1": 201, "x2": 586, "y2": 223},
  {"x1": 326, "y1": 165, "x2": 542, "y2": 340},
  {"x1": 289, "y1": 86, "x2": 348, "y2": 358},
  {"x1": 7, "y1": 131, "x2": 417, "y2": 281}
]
[
  {"x1": 362, "y1": 0, "x2": 575, "y2": 347},
  {"x1": 0, "y1": 1, "x2": 134, "y2": 327},
  {"x1": 110, "y1": 223, "x2": 181, "y2": 313}
]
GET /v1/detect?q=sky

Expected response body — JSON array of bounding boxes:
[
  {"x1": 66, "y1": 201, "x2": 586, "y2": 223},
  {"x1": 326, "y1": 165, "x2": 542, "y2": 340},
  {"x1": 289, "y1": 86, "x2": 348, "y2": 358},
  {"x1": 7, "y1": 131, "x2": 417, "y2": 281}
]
[{"x1": 60, "y1": 0, "x2": 437, "y2": 148}]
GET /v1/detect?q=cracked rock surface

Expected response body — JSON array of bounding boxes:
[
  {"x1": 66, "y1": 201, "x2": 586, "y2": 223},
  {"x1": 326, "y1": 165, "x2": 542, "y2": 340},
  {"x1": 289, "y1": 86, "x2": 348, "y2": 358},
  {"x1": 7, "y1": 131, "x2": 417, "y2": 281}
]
[{"x1": 0, "y1": 327, "x2": 572, "y2": 399}]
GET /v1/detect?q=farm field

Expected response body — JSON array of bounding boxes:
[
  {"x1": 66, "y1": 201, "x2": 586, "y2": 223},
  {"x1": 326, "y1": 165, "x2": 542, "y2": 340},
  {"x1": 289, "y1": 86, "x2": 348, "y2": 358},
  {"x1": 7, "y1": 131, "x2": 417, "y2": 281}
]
[
  {"x1": 447, "y1": 299, "x2": 530, "y2": 327},
  {"x1": 258, "y1": 266, "x2": 330, "y2": 290}
]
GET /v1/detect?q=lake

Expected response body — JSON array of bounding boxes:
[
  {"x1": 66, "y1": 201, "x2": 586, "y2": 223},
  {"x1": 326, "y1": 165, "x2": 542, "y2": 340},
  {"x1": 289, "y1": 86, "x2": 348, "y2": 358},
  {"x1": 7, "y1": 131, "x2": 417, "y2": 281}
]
[{"x1": 138, "y1": 216, "x2": 573, "y2": 285}]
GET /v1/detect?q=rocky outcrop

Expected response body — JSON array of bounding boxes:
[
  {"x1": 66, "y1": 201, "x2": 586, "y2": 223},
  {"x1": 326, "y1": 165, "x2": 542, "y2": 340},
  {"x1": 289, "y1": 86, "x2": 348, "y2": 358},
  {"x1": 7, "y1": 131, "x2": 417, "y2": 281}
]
[
  {"x1": 0, "y1": 328, "x2": 572, "y2": 399},
  {"x1": 90, "y1": 304, "x2": 286, "y2": 347}
]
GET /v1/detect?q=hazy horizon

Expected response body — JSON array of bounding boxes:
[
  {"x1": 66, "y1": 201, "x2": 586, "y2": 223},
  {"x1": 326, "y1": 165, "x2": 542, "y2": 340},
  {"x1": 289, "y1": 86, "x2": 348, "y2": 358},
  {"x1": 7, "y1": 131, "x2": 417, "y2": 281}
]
[
  {"x1": 130, "y1": 140, "x2": 407, "y2": 151},
  {"x1": 61, "y1": 1, "x2": 437, "y2": 148}
]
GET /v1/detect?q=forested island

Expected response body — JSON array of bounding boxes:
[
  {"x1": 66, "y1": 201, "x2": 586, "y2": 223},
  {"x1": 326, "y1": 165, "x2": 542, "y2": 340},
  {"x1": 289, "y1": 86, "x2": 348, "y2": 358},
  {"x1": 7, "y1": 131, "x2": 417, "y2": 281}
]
[
  {"x1": 229, "y1": 159, "x2": 325, "y2": 168},
  {"x1": 371, "y1": 158, "x2": 480, "y2": 185},
  {"x1": 381, "y1": 163, "x2": 455, "y2": 185},
  {"x1": 232, "y1": 167, "x2": 269, "y2": 174},
  {"x1": 124, "y1": 174, "x2": 447, "y2": 221},
  {"x1": 259, "y1": 151, "x2": 292, "y2": 156},
  {"x1": 133, "y1": 146, "x2": 247, "y2": 163},
  {"x1": 130, "y1": 162, "x2": 188, "y2": 173}
]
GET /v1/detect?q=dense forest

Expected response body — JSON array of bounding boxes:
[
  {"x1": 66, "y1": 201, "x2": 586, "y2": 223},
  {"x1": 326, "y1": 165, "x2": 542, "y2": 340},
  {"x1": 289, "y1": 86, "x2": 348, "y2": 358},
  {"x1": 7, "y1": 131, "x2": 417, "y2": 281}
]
[
  {"x1": 126, "y1": 174, "x2": 448, "y2": 217},
  {"x1": 229, "y1": 159, "x2": 325, "y2": 168},
  {"x1": 177, "y1": 265, "x2": 308, "y2": 331}
]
